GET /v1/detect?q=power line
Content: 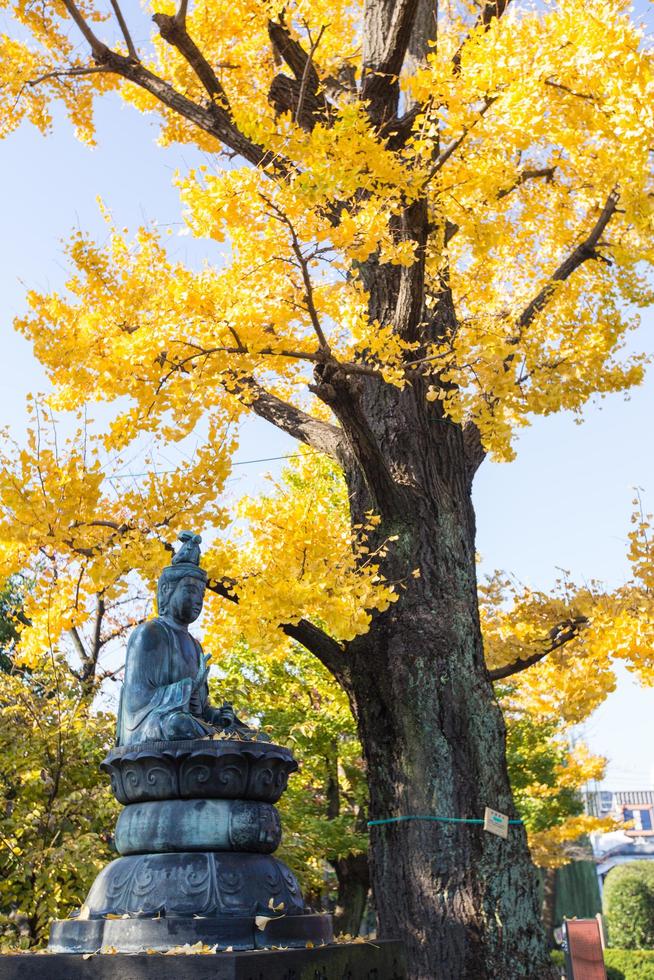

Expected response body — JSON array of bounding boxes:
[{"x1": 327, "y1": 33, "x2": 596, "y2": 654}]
[{"x1": 108, "y1": 450, "x2": 317, "y2": 480}]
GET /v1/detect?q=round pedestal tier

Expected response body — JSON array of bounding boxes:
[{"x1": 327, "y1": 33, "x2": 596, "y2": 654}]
[
  {"x1": 101, "y1": 738, "x2": 297, "y2": 804},
  {"x1": 115, "y1": 798, "x2": 281, "y2": 855},
  {"x1": 83, "y1": 852, "x2": 306, "y2": 918}
]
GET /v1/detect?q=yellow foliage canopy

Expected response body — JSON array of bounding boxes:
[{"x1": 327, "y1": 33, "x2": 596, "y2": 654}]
[{"x1": 0, "y1": 0, "x2": 650, "y2": 457}]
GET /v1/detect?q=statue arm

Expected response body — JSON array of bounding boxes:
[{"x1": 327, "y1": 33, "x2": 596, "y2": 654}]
[{"x1": 120, "y1": 621, "x2": 193, "y2": 738}]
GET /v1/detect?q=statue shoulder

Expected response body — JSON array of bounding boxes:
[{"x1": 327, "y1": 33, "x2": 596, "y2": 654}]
[{"x1": 127, "y1": 617, "x2": 173, "y2": 653}]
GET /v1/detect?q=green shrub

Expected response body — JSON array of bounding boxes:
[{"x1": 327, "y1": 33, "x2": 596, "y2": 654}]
[
  {"x1": 551, "y1": 947, "x2": 654, "y2": 979},
  {"x1": 604, "y1": 861, "x2": 654, "y2": 949},
  {"x1": 604, "y1": 949, "x2": 654, "y2": 979}
]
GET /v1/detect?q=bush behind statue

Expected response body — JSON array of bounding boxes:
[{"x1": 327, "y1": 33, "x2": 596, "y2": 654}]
[{"x1": 604, "y1": 861, "x2": 654, "y2": 950}]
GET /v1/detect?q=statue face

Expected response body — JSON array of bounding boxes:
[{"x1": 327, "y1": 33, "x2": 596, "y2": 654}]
[{"x1": 167, "y1": 575, "x2": 205, "y2": 625}]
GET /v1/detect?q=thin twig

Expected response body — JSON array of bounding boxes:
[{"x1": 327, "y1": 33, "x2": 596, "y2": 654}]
[
  {"x1": 108, "y1": 0, "x2": 139, "y2": 60},
  {"x1": 259, "y1": 194, "x2": 331, "y2": 351},
  {"x1": 425, "y1": 97, "x2": 496, "y2": 182},
  {"x1": 61, "y1": 0, "x2": 109, "y2": 59},
  {"x1": 295, "y1": 25, "x2": 326, "y2": 126},
  {"x1": 27, "y1": 66, "x2": 110, "y2": 87}
]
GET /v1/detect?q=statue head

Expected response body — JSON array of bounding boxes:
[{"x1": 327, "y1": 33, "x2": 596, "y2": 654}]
[{"x1": 157, "y1": 532, "x2": 208, "y2": 624}]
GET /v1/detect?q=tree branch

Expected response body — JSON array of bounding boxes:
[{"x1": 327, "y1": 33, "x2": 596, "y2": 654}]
[
  {"x1": 58, "y1": 2, "x2": 292, "y2": 175},
  {"x1": 260, "y1": 195, "x2": 331, "y2": 351},
  {"x1": 61, "y1": 0, "x2": 109, "y2": 59},
  {"x1": 310, "y1": 363, "x2": 407, "y2": 518},
  {"x1": 361, "y1": 0, "x2": 421, "y2": 121},
  {"x1": 295, "y1": 25, "x2": 326, "y2": 127},
  {"x1": 207, "y1": 579, "x2": 348, "y2": 682},
  {"x1": 27, "y1": 66, "x2": 111, "y2": 87},
  {"x1": 268, "y1": 20, "x2": 320, "y2": 83},
  {"x1": 109, "y1": 0, "x2": 139, "y2": 61},
  {"x1": 267, "y1": 20, "x2": 329, "y2": 131},
  {"x1": 488, "y1": 615, "x2": 589, "y2": 682},
  {"x1": 68, "y1": 626, "x2": 88, "y2": 662},
  {"x1": 239, "y1": 379, "x2": 346, "y2": 461},
  {"x1": 515, "y1": 189, "x2": 619, "y2": 333},
  {"x1": 462, "y1": 420, "x2": 486, "y2": 484},
  {"x1": 496, "y1": 166, "x2": 556, "y2": 200},
  {"x1": 90, "y1": 594, "x2": 106, "y2": 668},
  {"x1": 152, "y1": 10, "x2": 227, "y2": 104}
]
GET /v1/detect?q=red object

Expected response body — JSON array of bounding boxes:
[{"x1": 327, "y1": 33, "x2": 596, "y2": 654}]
[{"x1": 564, "y1": 919, "x2": 607, "y2": 980}]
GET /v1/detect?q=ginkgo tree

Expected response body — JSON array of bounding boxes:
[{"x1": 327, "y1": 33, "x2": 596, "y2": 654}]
[{"x1": 1, "y1": 0, "x2": 653, "y2": 975}]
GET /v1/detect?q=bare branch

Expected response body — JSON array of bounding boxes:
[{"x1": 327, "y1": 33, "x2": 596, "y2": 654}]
[
  {"x1": 260, "y1": 195, "x2": 331, "y2": 351},
  {"x1": 109, "y1": 0, "x2": 139, "y2": 61},
  {"x1": 267, "y1": 20, "x2": 329, "y2": 131},
  {"x1": 497, "y1": 166, "x2": 556, "y2": 200},
  {"x1": 60, "y1": 0, "x2": 109, "y2": 59},
  {"x1": 516, "y1": 189, "x2": 619, "y2": 333},
  {"x1": 68, "y1": 626, "x2": 88, "y2": 662},
  {"x1": 90, "y1": 595, "x2": 106, "y2": 666},
  {"x1": 488, "y1": 615, "x2": 589, "y2": 682},
  {"x1": 27, "y1": 66, "x2": 111, "y2": 87},
  {"x1": 207, "y1": 579, "x2": 348, "y2": 682},
  {"x1": 238, "y1": 379, "x2": 346, "y2": 461},
  {"x1": 268, "y1": 20, "x2": 320, "y2": 87},
  {"x1": 153, "y1": 10, "x2": 227, "y2": 104},
  {"x1": 295, "y1": 26, "x2": 326, "y2": 127}
]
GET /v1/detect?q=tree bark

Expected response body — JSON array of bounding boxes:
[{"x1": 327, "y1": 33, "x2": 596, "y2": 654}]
[
  {"x1": 331, "y1": 853, "x2": 370, "y2": 938},
  {"x1": 332, "y1": 372, "x2": 552, "y2": 978}
]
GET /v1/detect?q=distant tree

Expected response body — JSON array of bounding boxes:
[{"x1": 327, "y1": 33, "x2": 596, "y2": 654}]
[
  {"x1": 215, "y1": 639, "x2": 370, "y2": 937},
  {"x1": 0, "y1": 653, "x2": 116, "y2": 948},
  {"x1": 0, "y1": 578, "x2": 25, "y2": 673}
]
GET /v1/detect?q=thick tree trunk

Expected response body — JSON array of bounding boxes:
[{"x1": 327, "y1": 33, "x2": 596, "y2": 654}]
[
  {"x1": 334, "y1": 380, "x2": 552, "y2": 979},
  {"x1": 331, "y1": 853, "x2": 370, "y2": 937}
]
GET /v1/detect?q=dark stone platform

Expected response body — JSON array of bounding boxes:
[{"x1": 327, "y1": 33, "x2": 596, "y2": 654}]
[
  {"x1": 49, "y1": 911, "x2": 333, "y2": 953},
  {"x1": 0, "y1": 940, "x2": 407, "y2": 979}
]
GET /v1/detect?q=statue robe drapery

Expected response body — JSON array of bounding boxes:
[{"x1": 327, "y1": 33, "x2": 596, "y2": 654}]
[{"x1": 116, "y1": 618, "x2": 212, "y2": 745}]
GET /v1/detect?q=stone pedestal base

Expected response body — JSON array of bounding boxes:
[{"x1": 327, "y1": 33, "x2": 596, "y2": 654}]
[
  {"x1": 49, "y1": 911, "x2": 333, "y2": 953},
  {"x1": 0, "y1": 941, "x2": 407, "y2": 980}
]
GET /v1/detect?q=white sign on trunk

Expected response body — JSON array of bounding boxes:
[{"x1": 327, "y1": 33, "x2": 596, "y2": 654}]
[{"x1": 483, "y1": 807, "x2": 509, "y2": 839}]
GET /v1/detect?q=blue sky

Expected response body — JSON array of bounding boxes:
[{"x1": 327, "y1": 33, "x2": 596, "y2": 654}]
[{"x1": 1, "y1": 36, "x2": 653, "y2": 791}]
